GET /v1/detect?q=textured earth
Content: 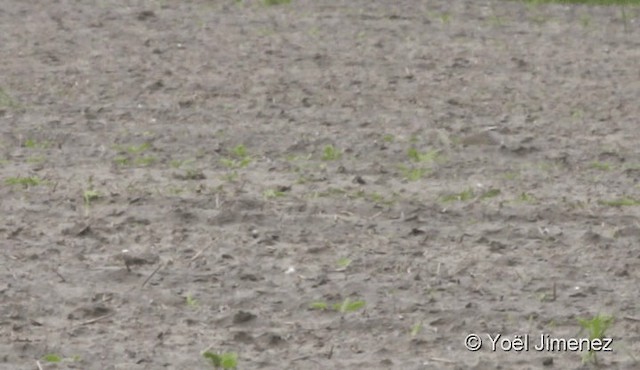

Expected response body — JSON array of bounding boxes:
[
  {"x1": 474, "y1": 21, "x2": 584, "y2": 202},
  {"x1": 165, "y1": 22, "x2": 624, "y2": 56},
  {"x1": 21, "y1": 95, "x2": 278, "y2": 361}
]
[{"x1": 1, "y1": 1, "x2": 640, "y2": 369}]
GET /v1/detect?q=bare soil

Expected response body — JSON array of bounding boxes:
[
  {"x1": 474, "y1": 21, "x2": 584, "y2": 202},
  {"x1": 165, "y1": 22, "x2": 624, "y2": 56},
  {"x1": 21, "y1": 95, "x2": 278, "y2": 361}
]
[{"x1": 1, "y1": 1, "x2": 640, "y2": 369}]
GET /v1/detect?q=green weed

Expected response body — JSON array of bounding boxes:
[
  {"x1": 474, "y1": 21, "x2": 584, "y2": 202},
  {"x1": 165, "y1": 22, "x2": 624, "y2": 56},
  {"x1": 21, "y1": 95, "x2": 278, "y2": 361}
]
[
  {"x1": 321, "y1": 145, "x2": 342, "y2": 161},
  {"x1": 599, "y1": 197, "x2": 640, "y2": 207},
  {"x1": 83, "y1": 189, "x2": 100, "y2": 206},
  {"x1": 514, "y1": 192, "x2": 536, "y2": 203},
  {"x1": 309, "y1": 301, "x2": 329, "y2": 310},
  {"x1": 221, "y1": 144, "x2": 252, "y2": 169},
  {"x1": 5, "y1": 176, "x2": 43, "y2": 187},
  {"x1": 114, "y1": 156, "x2": 130, "y2": 166},
  {"x1": 334, "y1": 298, "x2": 366, "y2": 313},
  {"x1": 479, "y1": 188, "x2": 501, "y2": 200},
  {"x1": 590, "y1": 162, "x2": 612, "y2": 171},
  {"x1": 186, "y1": 293, "x2": 199, "y2": 307},
  {"x1": 407, "y1": 147, "x2": 440, "y2": 163},
  {"x1": 398, "y1": 165, "x2": 428, "y2": 181},
  {"x1": 440, "y1": 188, "x2": 475, "y2": 203},
  {"x1": 410, "y1": 322, "x2": 423, "y2": 336},
  {"x1": 336, "y1": 257, "x2": 352, "y2": 269},
  {"x1": 42, "y1": 354, "x2": 62, "y2": 363},
  {"x1": 382, "y1": 134, "x2": 395, "y2": 143},
  {"x1": 578, "y1": 314, "x2": 614, "y2": 364},
  {"x1": 203, "y1": 351, "x2": 238, "y2": 369},
  {"x1": 521, "y1": 0, "x2": 639, "y2": 4},
  {"x1": 23, "y1": 139, "x2": 51, "y2": 149},
  {"x1": 264, "y1": 0, "x2": 291, "y2": 5},
  {"x1": 263, "y1": 188, "x2": 286, "y2": 199},
  {"x1": 310, "y1": 298, "x2": 366, "y2": 314}
]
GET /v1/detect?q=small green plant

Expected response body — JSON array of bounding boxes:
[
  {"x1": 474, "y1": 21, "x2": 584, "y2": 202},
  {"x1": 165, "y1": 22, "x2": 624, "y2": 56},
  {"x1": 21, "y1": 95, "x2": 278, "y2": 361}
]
[
  {"x1": 186, "y1": 293, "x2": 199, "y2": 307},
  {"x1": 590, "y1": 162, "x2": 612, "y2": 171},
  {"x1": 410, "y1": 322, "x2": 423, "y2": 336},
  {"x1": 440, "y1": 188, "x2": 475, "y2": 202},
  {"x1": 309, "y1": 301, "x2": 329, "y2": 310},
  {"x1": 112, "y1": 143, "x2": 155, "y2": 167},
  {"x1": 599, "y1": 197, "x2": 640, "y2": 207},
  {"x1": 126, "y1": 142, "x2": 151, "y2": 155},
  {"x1": 336, "y1": 257, "x2": 352, "y2": 269},
  {"x1": 310, "y1": 298, "x2": 366, "y2": 313},
  {"x1": 382, "y1": 134, "x2": 395, "y2": 143},
  {"x1": 578, "y1": 314, "x2": 614, "y2": 364},
  {"x1": 83, "y1": 189, "x2": 100, "y2": 205},
  {"x1": 514, "y1": 192, "x2": 536, "y2": 203},
  {"x1": 203, "y1": 351, "x2": 238, "y2": 369},
  {"x1": 479, "y1": 188, "x2": 501, "y2": 200},
  {"x1": 264, "y1": 0, "x2": 291, "y2": 5},
  {"x1": 114, "y1": 156, "x2": 130, "y2": 166},
  {"x1": 407, "y1": 147, "x2": 440, "y2": 163},
  {"x1": 520, "y1": 0, "x2": 640, "y2": 5},
  {"x1": 333, "y1": 298, "x2": 365, "y2": 313},
  {"x1": 263, "y1": 188, "x2": 286, "y2": 199},
  {"x1": 221, "y1": 144, "x2": 252, "y2": 169},
  {"x1": 42, "y1": 354, "x2": 62, "y2": 363},
  {"x1": 398, "y1": 165, "x2": 427, "y2": 181},
  {"x1": 24, "y1": 139, "x2": 53, "y2": 149},
  {"x1": 5, "y1": 176, "x2": 43, "y2": 187},
  {"x1": 321, "y1": 145, "x2": 342, "y2": 161}
]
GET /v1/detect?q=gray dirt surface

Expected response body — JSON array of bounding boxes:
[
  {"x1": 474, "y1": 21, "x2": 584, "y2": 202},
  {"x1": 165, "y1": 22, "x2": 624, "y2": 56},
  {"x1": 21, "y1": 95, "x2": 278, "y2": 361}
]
[{"x1": 1, "y1": 0, "x2": 639, "y2": 369}]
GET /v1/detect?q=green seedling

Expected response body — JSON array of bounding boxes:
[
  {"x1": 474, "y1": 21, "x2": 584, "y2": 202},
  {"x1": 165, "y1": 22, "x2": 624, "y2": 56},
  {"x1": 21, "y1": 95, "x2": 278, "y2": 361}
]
[
  {"x1": 336, "y1": 257, "x2": 352, "y2": 269},
  {"x1": 264, "y1": 0, "x2": 291, "y2": 5},
  {"x1": 321, "y1": 145, "x2": 341, "y2": 161},
  {"x1": 83, "y1": 189, "x2": 100, "y2": 206},
  {"x1": 398, "y1": 165, "x2": 427, "y2": 181},
  {"x1": 382, "y1": 134, "x2": 395, "y2": 143},
  {"x1": 186, "y1": 293, "x2": 199, "y2": 307},
  {"x1": 126, "y1": 142, "x2": 151, "y2": 155},
  {"x1": 440, "y1": 188, "x2": 475, "y2": 202},
  {"x1": 479, "y1": 188, "x2": 501, "y2": 200},
  {"x1": 221, "y1": 144, "x2": 252, "y2": 169},
  {"x1": 578, "y1": 314, "x2": 614, "y2": 364},
  {"x1": 411, "y1": 322, "x2": 423, "y2": 336},
  {"x1": 170, "y1": 158, "x2": 196, "y2": 169},
  {"x1": 515, "y1": 192, "x2": 536, "y2": 203},
  {"x1": 42, "y1": 354, "x2": 62, "y2": 363},
  {"x1": 407, "y1": 147, "x2": 440, "y2": 163},
  {"x1": 310, "y1": 298, "x2": 365, "y2": 313},
  {"x1": 114, "y1": 156, "x2": 130, "y2": 166},
  {"x1": 333, "y1": 298, "x2": 365, "y2": 313},
  {"x1": 599, "y1": 197, "x2": 640, "y2": 207},
  {"x1": 263, "y1": 189, "x2": 286, "y2": 199},
  {"x1": 232, "y1": 144, "x2": 248, "y2": 158},
  {"x1": 521, "y1": 0, "x2": 640, "y2": 5},
  {"x1": 5, "y1": 176, "x2": 43, "y2": 187},
  {"x1": 203, "y1": 351, "x2": 238, "y2": 369},
  {"x1": 590, "y1": 162, "x2": 612, "y2": 171},
  {"x1": 310, "y1": 301, "x2": 329, "y2": 310},
  {"x1": 23, "y1": 139, "x2": 50, "y2": 149}
]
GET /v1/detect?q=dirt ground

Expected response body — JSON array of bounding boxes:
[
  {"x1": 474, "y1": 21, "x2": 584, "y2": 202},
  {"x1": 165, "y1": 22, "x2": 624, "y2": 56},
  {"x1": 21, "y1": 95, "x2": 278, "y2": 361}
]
[{"x1": 1, "y1": 0, "x2": 640, "y2": 369}]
